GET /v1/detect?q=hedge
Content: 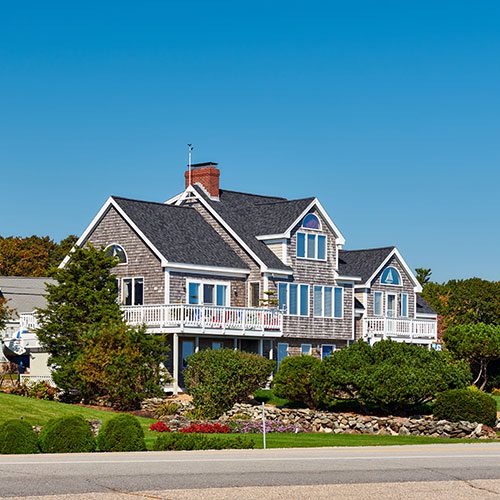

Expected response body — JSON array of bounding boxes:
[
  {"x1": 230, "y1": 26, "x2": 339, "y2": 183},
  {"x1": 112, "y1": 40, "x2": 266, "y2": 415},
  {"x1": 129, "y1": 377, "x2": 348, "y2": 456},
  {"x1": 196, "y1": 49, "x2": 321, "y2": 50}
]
[
  {"x1": 39, "y1": 415, "x2": 95, "y2": 453},
  {"x1": 153, "y1": 433, "x2": 254, "y2": 451},
  {"x1": 0, "y1": 419, "x2": 39, "y2": 454},
  {"x1": 97, "y1": 414, "x2": 146, "y2": 452}
]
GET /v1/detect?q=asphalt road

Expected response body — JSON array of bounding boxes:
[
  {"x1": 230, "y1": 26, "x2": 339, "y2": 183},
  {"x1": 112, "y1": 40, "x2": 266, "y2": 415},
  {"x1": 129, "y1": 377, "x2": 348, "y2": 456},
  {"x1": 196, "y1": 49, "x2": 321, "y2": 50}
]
[{"x1": 1, "y1": 443, "x2": 500, "y2": 498}]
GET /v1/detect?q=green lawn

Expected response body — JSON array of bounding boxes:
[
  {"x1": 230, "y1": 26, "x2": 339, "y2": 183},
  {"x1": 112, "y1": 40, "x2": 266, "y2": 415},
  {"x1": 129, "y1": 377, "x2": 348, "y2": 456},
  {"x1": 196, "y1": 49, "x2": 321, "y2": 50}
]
[
  {"x1": 0, "y1": 392, "x2": 159, "y2": 446},
  {"x1": 0, "y1": 392, "x2": 496, "y2": 451}
]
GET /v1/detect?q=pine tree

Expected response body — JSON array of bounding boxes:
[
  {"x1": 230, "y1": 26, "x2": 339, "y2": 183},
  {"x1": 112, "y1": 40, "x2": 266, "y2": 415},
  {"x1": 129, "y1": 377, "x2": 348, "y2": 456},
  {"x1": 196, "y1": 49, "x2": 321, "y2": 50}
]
[{"x1": 36, "y1": 244, "x2": 123, "y2": 397}]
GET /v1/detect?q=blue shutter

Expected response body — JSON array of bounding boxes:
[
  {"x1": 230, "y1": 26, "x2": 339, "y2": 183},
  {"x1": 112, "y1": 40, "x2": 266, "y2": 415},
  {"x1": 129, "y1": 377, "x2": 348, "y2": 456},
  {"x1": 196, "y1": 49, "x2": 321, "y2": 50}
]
[
  {"x1": 334, "y1": 287, "x2": 343, "y2": 318},
  {"x1": 289, "y1": 284, "x2": 298, "y2": 315},
  {"x1": 299, "y1": 285, "x2": 309, "y2": 316},
  {"x1": 374, "y1": 291, "x2": 382, "y2": 316},
  {"x1": 297, "y1": 233, "x2": 305, "y2": 257},
  {"x1": 317, "y1": 235, "x2": 326, "y2": 260}
]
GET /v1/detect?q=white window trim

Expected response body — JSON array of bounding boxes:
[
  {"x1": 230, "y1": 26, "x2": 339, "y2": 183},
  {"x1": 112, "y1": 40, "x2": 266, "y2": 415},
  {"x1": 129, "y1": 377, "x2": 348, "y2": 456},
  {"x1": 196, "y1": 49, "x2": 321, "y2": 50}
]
[
  {"x1": 278, "y1": 282, "x2": 309, "y2": 317},
  {"x1": 380, "y1": 266, "x2": 403, "y2": 287},
  {"x1": 248, "y1": 281, "x2": 261, "y2": 308},
  {"x1": 186, "y1": 279, "x2": 231, "y2": 306},
  {"x1": 301, "y1": 343, "x2": 312, "y2": 355},
  {"x1": 373, "y1": 291, "x2": 384, "y2": 317},
  {"x1": 296, "y1": 232, "x2": 327, "y2": 261},
  {"x1": 321, "y1": 344, "x2": 337, "y2": 359},
  {"x1": 121, "y1": 276, "x2": 144, "y2": 305},
  {"x1": 105, "y1": 243, "x2": 128, "y2": 265},
  {"x1": 386, "y1": 292, "x2": 397, "y2": 318}
]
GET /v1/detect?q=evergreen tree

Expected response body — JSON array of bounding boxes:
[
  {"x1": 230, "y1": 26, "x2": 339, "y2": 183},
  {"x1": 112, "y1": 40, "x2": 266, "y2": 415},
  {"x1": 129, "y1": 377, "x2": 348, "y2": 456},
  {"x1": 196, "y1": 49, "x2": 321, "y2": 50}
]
[{"x1": 36, "y1": 244, "x2": 122, "y2": 397}]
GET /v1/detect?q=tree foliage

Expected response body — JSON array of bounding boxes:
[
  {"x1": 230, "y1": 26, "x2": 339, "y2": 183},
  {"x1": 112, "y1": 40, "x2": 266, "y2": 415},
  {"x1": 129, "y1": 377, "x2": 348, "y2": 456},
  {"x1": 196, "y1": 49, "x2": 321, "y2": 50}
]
[
  {"x1": 184, "y1": 348, "x2": 275, "y2": 419},
  {"x1": 443, "y1": 323, "x2": 500, "y2": 390},
  {"x1": 0, "y1": 235, "x2": 77, "y2": 277},
  {"x1": 312, "y1": 340, "x2": 471, "y2": 415},
  {"x1": 415, "y1": 268, "x2": 432, "y2": 286},
  {"x1": 36, "y1": 244, "x2": 123, "y2": 396},
  {"x1": 422, "y1": 278, "x2": 500, "y2": 330},
  {"x1": 0, "y1": 296, "x2": 13, "y2": 331},
  {"x1": 273, "y1": 355, "x2": 321, "y2": 408},
  {"x1": 75, "y1": 322, "x2": 170, "y2": 409}
]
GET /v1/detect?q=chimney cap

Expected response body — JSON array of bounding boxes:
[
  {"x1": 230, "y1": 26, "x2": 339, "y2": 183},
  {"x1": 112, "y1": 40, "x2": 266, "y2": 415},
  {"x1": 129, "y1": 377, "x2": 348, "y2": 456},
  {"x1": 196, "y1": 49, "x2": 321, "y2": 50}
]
[{"x1": 189, "y1": 162, "x2": 218, "y2": 169}]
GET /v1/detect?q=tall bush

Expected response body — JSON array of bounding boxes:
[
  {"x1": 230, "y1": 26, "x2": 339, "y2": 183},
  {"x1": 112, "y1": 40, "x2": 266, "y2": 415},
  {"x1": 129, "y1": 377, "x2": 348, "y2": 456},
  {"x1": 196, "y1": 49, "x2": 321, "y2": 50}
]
[
  {"x1": 184, "y1": 348, "x2": 274, "y2": 419},
  {"x1": 312, "y1": 340, "x2": 471, "y2": 414},
  {"x1": 273, "y1": 355, "x2": 320, "y2": 408}
]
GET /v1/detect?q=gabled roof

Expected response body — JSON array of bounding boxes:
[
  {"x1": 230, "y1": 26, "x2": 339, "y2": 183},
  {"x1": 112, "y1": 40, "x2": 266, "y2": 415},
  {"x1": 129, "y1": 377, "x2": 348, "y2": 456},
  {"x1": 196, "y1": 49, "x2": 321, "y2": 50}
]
[
  {"x1": 190, "y1": 186, "x2": 294, "y2": 272},
  {"x1": 338, "y1": 247, "x2": 395, "y2": 283},
  {"x1": 416, "y1": 294, "x2": 437, "y2": 315},
  {"x1": 0, "y1": 276, "x2": 54, "y2": 318},
  {"x1": 110, "y1": 197, "x2": 248, "y2": 270}
]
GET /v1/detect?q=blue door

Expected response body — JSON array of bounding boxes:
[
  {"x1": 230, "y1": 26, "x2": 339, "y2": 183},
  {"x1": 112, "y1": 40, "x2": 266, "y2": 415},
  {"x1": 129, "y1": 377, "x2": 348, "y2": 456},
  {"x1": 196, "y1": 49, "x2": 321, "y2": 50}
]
[{"x1": 277, "y1": 343, "x2": 289, "y2": 367}]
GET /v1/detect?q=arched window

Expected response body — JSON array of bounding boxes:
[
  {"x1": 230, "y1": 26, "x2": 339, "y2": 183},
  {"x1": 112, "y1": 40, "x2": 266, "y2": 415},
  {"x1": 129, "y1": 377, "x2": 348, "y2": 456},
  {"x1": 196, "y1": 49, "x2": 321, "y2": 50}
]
[
  {"x1": 302, "y1": 213, "x2": 321, "y2": 230},
  {"x1": 380, "y1": 266, "x2": 401, "y2": 286},
  {"x1": 105, "y1": 244, "x2": 127, "y2": 264}
]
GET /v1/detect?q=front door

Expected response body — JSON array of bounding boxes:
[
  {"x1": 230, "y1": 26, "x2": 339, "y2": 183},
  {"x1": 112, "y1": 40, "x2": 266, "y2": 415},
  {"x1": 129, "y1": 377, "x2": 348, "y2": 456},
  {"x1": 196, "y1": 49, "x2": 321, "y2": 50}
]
[{"x1": 386, "y1": 294, "x2": 397, "y2": 318}]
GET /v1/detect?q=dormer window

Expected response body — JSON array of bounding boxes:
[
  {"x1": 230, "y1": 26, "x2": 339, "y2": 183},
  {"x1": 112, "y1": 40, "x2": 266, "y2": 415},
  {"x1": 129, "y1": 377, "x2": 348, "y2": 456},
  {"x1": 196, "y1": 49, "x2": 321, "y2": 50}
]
[
  {"x1": 380, "y1": 266, "x2": 401, "y2": 286},
  {"x1": 105, "y1": 244, "x2": 127, "y2": 264},
  {"x1": 302, "y1": 213, "x2": 321, "y2": 230}
]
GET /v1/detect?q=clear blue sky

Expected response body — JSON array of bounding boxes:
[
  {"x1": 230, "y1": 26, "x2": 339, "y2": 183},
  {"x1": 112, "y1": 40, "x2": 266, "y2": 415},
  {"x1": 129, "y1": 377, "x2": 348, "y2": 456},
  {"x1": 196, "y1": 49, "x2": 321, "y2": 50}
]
[{"x1": 1, "y1": 1, "x2": 498, "y2": 282}]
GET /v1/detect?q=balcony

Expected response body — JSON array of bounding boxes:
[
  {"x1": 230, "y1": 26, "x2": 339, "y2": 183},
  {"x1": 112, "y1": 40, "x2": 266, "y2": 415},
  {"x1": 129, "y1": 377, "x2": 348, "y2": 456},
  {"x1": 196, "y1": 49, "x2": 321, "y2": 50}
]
[
  {"x1": 122, "y1": 304, "x2": 283, "y2": 336},
  {"x1": 363, "y1": 317, "x2": 437, "y2": 344}
]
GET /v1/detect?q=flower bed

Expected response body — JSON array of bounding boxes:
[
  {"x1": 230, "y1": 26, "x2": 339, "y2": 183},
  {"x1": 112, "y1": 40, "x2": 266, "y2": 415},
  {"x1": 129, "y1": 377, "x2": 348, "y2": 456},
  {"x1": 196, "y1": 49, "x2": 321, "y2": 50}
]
[
  {"x1": 179, "y1": 422, "x2": 230, "y2": 434},
  {"x1": 149, "y1": 421, "x2": 172, "y2": 433}
]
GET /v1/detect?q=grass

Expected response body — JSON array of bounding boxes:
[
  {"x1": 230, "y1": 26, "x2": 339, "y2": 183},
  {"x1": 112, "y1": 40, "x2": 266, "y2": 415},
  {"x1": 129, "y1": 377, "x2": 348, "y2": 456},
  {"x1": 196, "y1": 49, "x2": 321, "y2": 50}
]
[
  {"x1": 0, "y1": 392, "x2": 496, "y2": 451},
  {"x1": 253, "y1": 389, "x2": 290, "y2": 407},
  {"x1": 0, "y1": 392, "x2": 159, "y2": 447},
  {"x1": 489, "y1": 394, "x2": 500, "y2": 411}
]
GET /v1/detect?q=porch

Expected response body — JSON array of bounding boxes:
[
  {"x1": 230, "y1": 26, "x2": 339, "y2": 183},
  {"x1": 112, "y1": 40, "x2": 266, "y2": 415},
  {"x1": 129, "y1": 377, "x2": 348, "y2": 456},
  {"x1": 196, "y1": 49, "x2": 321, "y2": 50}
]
[{"x1": 363, "y1": 317, "x2": 437, "y2": 345}]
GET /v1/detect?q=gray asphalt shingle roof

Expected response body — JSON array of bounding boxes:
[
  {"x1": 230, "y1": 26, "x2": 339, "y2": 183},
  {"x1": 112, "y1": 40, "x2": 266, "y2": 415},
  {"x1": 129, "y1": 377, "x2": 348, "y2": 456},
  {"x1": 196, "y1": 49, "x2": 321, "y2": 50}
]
[
  {"x1": 416, "y1": 294, "x2": 437, "y2": 315},
  {"x1": 192, "y1": 187, "x2": 305, "y2": 271},
  {"x1": 112, "y1": 197, "x2": 248, "y2": 270},
  {"x1": 338, "y1": 247, "x2": 395, "y2": 283},
  {"x1": 0, "y1": 277, "x2": 54, "y2": 318}
]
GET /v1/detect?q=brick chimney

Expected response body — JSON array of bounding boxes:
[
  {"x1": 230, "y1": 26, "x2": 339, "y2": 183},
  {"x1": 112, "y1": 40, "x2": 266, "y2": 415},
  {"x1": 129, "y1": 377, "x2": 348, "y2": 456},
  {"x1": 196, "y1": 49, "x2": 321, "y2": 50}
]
[{"x1": 185, "y1": 162, "x2": 220, "y2": 199}]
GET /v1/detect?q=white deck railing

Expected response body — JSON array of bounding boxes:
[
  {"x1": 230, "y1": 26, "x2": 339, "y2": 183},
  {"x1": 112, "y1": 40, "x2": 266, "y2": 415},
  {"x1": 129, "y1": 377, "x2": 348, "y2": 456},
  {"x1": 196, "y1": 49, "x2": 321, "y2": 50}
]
[
  {"x1": 16, "y1": 305, "x2": 284, "y2": 335},
  {"x1": 363, "y1": 317, "x2": 437, "y2": 342},
  {"x1": 122, "y1": 304, "x2": 283, "y2": 333}
]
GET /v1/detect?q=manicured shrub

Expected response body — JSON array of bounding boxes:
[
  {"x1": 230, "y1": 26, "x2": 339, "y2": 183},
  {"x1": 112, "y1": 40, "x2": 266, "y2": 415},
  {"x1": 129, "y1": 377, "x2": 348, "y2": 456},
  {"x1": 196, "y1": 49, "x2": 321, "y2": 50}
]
[
  {"x1": 149, "y1": 421, "x2": 172, "y2": 432},
  {"x1": 39, "y1": 415, "x2": 95, "y2": 453},
  {"x1": 179, "y1": 422, "x2": 230, "y2": 434},
  {"x1": 273, "y1": 355, "x2": 321, "y2": 408},
  {"x1": 312, "y1": 340, "x2": 471, "y2": 415},
  {"x1": 184, "y1": 349, "x2": 275, "y2": 419},
  {"x1": 433, "y1": 388, "x2": 497, "y2": 427},
  {"x1": 153, "y1": 433, "x2": 254, "y2": 451},
  {"x1": 0, "y1": 419, "x2": 39, "y2": 454},
  {"x1": 97, "y1": 414, "x2": 146, "y2": 452},
  {"x1": 155, "y1": 401, "x2": 181, "y2": 418}
]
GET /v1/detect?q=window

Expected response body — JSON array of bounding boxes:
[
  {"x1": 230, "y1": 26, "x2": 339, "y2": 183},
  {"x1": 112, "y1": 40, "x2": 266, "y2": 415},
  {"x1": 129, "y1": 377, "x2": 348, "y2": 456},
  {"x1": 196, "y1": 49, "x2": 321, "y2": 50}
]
[
  {"x1": 249, "y1": 282, "x2": 260, "y2": 307},
  {"x1": 105, "y1": 244, "x2": 127, "y2": 264},
  {"x1": 187, "y1": 281, "x2": 228, "y2": 306},
  {"x1": 277, "y1": 283, "x2": 309, "y2": 316},
  {"x1": 334, "y1": 287, "x2": 343, "y2": 318},
  {"x1": 387, "y1": 293, "x2": 397, "y2": 318},
  {"x1": 122, "y1": 278, "x2": 143, "y2": 305},
  {"x1": 297, "y1": 233, "x2": 326, "y2": 260},
  {"x1": 374, "y1": 291, "x2": 383, "y2": 316},
  {"x1": 400, "y1": 293, "x2": 408, "y2": 317},
  {"x1": 212, "y1": 341, "x2": 222, "y2": 350},
  {"x1": 302, "y1": 213, "x2": 321, "y2": 230},
  {"x1": 301, "y1": 344, "x2": 312, "y2": 355},
  {"x1": 277, "y1": 343, "x2": 288, "y2": 366},
  {"x1": 321, "y1": 344, "x2": 336, "y2": 359},
  {"x1": 380, "y1": 266, "x2": 401, "y2": 286}
]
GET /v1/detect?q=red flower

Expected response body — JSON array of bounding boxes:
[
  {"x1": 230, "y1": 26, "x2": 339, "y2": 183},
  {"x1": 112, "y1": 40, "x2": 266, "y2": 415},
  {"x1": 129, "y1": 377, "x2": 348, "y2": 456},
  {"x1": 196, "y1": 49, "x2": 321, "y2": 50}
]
[
  {"x1": 179, "y1": 422, "x2": 230, "y2": 434},
  {"x1": 149, "y1": 421, "x2": 172, "y2": 432}
]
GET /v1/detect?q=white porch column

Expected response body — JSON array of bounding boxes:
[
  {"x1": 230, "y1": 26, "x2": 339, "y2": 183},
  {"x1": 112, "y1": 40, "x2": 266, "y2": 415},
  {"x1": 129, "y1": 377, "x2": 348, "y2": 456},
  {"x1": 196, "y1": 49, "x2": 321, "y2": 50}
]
[
  {"x1": 258, "y1": 338, "x2": 264, "y2": 356},
  {"x1": 195, "y1": 336, "x2": 200, "y2": 353},
  {"x1": 234, "y1": 338, "x2": 238, "y2": 350},
  {"x1": 173, "y1": 333, "x2": 179, "y2": 395}
]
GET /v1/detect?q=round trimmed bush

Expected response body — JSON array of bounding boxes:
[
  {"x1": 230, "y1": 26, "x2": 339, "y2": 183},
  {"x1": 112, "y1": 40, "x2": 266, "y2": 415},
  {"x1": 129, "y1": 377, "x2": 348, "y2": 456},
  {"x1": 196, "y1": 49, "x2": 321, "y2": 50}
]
[
  {"x1": 273, "y1": 355, "x2": 321, "y2": 408},
  {"x1": 39, "y1": 415, "x2": 96, "y2": 453},
  {"x1": 0, "y1": 419, "x2": 39, "y2": 454},
  {"x1": 433, "y1": 388, "x2": 497, "y2": 427},
  {"x1": 97, "y1": 414, "x2": 146, "y2": 452}
]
